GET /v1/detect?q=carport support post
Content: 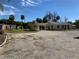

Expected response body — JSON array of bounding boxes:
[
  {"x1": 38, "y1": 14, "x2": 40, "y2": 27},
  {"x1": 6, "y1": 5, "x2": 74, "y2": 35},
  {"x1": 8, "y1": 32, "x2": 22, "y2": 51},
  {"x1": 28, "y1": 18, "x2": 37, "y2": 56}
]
[{"x1": 45, "y1": 26, "x2": 46, "y2": 30}]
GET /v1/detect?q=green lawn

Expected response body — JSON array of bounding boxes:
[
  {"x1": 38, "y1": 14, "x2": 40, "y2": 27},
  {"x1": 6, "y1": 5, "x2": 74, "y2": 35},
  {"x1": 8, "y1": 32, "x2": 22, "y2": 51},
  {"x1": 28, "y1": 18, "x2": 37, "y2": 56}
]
[{"x1": 4, "y1": 29, "x2": 37, "y2": 33}]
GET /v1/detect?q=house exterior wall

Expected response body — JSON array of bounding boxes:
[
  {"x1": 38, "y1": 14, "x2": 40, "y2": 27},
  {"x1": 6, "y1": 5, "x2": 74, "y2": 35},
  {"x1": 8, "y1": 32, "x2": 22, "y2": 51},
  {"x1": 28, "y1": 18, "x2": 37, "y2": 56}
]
[
  {"x1": 2, "y1": 25, "x2": 6, "y2": 30},
  {"x1": 0, "y1": 24, "x2": 16, "y2": 30},
  {"x1": 0, "y1": 24, "x2": 6, "y2": 30},
  {"x1": 35, "y1": 22, "x2": 72, "y2": 31},
  {"x1": 6, "y1": 25, "x2": 16, "y2": 30}
]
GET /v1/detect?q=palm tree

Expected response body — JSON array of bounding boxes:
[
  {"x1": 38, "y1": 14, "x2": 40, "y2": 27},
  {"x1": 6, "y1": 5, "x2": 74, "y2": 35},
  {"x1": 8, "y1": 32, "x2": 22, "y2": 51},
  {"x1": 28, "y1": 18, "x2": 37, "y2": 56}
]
[
  {"x1": 21, "y1": 15, "x2": 25, "y2": 23},
  {"x1": 21, "y1": 15, "x2": 25, "y2": 29},
  {"x1": 9, "y1": 15, "x2": 15, "y2": 21},
  {"x1": 8, "y1": 15, "x2": 15, "y2": 30},
  {"x1": 36, "y1": 18, "x2": 42, "y2": 23}
]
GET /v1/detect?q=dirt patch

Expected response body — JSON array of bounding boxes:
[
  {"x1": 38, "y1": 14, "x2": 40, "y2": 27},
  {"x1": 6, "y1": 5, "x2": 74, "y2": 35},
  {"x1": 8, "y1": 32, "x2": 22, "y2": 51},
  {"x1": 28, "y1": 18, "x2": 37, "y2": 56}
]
[
  {"x1": 1, "y1": 31, "x2": 79, "y2": 59},
  {"x1": 0, "y1": 34, "x2": 7, "y2": 46}
]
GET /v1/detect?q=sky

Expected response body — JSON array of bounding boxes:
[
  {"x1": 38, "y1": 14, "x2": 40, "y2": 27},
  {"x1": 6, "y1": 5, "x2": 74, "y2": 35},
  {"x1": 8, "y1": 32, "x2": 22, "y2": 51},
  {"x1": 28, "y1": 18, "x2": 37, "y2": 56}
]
[{"x1": 0, "y1": 0, "x2": 79, "y2": 22}]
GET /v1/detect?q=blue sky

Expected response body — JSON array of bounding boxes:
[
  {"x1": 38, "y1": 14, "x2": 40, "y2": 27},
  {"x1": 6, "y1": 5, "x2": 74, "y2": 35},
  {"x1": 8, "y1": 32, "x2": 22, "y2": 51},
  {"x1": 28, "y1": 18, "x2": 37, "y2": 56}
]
[{"x1": 0, "y1": 0, "x2": 79, "y2": 22}]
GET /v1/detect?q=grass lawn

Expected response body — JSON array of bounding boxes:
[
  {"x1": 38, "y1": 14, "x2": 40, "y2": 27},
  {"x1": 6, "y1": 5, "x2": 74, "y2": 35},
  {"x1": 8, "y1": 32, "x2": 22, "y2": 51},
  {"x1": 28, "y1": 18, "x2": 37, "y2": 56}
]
[{"x1": 4, "y1": 29, "x2": 37, "y2": 33}]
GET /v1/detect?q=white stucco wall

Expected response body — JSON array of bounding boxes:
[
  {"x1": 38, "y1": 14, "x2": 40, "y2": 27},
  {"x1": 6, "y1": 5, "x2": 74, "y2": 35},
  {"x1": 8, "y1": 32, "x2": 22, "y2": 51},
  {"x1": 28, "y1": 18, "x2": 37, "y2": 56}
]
[
  {"x1": 6, "y1": 25, "x2": 16, "y2": 30},
  {"x1": 0, "y1": 24, "x2": 16, "y2": 30}
]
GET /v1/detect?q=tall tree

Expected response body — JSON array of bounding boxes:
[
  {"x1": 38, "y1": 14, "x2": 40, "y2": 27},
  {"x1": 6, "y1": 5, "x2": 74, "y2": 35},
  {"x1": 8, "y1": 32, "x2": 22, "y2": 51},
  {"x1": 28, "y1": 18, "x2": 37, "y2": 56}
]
[
  {"x1": 9, "y1": 15, "x2": 15, "y2": 21},
  {"x1": 21, "y1": 15, "x2": 25, "y2": 29},
  {"x1": 43, "y1": 12, "x2": 60, "y2": 22},
  {"x1": 53, "y1": 12, "x2": 60, "y2": 22},
  {"x1": 21, "y1": 15, "x2": 25, "y2": 23},
  {"x1": 8, "y1": 15, "x2": 15, "y2": 25},
  {"x1": 74, "y1": 20, "x2": 79, "y2": 29},
  {"x1": 56, "y1": 16, "x2": 60, "y2": 21},
  {"x1": 36, "y1": 18, "x2": 42, "y2": 23},
  {"x1": 43, "y1": 17, "x2": 48, "y2": 23},
  {"x1": 43, "y1": 12, "x2": 53, "y2": 22},
  {"x1": 68, "y1": 21, "x2": 72, "y2": 24},
  {"x1": 8, "y1": 15, "x2": 15, "y2": 30}
]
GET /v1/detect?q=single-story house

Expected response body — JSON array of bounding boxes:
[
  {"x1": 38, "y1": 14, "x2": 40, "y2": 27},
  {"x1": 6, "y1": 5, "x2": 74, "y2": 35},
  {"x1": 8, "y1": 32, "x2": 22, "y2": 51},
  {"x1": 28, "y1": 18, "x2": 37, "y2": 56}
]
[
  {"x1": 0, "y1": 24, "x2": 16, "y2": 30},
  {"x1": 34, "y1": 22, "x2": 72, "y2": 31}
]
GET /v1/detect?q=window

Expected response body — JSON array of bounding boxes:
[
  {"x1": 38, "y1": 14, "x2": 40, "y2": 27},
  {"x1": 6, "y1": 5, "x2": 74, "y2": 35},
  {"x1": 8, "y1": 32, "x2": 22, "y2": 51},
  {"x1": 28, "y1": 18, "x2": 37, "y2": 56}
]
[{"x1": 57, "y1": 25, "x2": 60, "y2": 28}]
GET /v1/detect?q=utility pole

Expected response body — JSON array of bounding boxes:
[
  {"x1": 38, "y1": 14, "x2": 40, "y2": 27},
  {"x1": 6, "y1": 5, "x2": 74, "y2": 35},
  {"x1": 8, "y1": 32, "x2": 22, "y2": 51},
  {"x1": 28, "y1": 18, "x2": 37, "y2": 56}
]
[
  {"x1": 65, "y1": 16, "x2": 68, "y2": 23},
  {"x1": 64, "y1": 16, "x2": 68, "y2": 30}
]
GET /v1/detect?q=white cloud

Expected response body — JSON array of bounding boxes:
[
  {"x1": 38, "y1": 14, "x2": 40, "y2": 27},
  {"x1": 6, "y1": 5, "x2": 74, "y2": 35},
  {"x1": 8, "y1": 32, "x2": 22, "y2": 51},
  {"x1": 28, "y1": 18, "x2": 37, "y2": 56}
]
[
  {"x1": 25, "y1": 1, "x2": 37, "y2": 6},
  {"x1": 3, "y1": 4, "x2": 16, "y2": 9},
  {"x1": 0, "y1": 4, "x2": 21, "y2": 15},
  {"x1": 21, "y1": 0, "x2": 40, "y2": 6},
  {"x1": 27, "y1": 0, "x2": 39, "y2": 4},
  {"x1": 3, "y1": 4, "x2": 20, "y2": 12},
  {"x1": 0, "y1": 10, "x2": 15, "y2": 15},
  {"x1": 21, "y1": 0, "x2": 51, "y2": 7},
  {"x1": 22, "y1": 0, "x2": 26, "y2": 6},
  {"x1": 0, "y1": 9, "x2": 21, "y2": 15}
]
